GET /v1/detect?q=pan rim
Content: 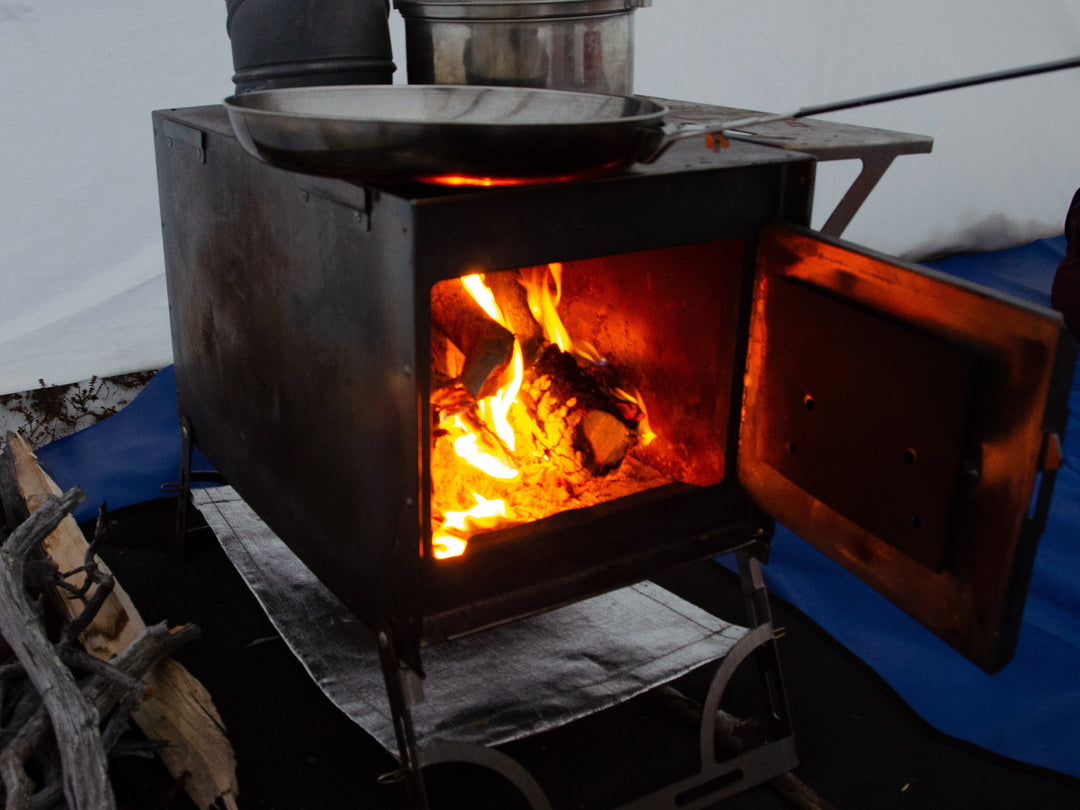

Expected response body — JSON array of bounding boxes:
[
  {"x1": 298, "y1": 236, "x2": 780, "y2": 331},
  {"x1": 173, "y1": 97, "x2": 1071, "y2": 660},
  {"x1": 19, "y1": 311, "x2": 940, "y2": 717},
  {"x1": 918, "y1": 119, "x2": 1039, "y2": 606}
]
[{"x1": 222, "y1": 84, "x2": 670, "y2": 129}]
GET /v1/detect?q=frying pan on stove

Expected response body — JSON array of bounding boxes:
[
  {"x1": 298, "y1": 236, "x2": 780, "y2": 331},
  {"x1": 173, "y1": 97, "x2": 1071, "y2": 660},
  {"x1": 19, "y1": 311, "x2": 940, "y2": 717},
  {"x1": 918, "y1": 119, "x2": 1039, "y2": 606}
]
[{"x1": 223, "y1": 55, "x2": 1080, "y2": 184}]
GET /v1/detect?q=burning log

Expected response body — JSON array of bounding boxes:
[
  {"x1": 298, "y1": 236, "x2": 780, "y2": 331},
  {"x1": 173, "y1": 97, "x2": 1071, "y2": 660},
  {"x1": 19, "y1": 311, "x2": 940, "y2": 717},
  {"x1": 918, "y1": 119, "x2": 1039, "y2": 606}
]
[
  {"x1": 430, "y1": 278, "x2": 515, "y2": 399},
  {"x1": 429, "y1": 266, "x2": 665, "y2": 555},
  {"x1": 525, "y1": 345, "x2": 638, "y2": 476},
  {"x1": 485, "y1": 270, "x2": 545, "y2": 367}
]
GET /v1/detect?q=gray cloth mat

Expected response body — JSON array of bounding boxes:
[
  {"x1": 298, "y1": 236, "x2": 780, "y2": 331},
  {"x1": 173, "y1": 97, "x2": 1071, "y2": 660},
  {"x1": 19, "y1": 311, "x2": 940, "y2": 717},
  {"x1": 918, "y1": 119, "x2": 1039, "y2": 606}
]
[{"x1": 193, "y1": 485, "x2": 749, "y2": 754}]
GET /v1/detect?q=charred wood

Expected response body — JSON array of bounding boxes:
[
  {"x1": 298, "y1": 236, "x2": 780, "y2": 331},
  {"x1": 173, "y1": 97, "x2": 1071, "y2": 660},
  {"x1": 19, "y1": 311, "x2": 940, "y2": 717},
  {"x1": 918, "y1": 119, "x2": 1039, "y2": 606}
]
[
  {"x1": 485, "y1": 270, "x2": 545, "y2": 367},
  {"x1": 525, "y1": 345, "x2": 638, "y2": 476},
  {"x1": 430, "y1": 280, "x2": 515, "y2": 399}
]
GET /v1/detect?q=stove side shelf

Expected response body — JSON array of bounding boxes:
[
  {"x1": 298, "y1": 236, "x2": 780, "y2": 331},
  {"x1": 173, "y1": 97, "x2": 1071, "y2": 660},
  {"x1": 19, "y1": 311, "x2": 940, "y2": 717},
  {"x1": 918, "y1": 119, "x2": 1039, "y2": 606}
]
[{"x1": 656, "y1": 98, "x2": 934, "y2": 238}]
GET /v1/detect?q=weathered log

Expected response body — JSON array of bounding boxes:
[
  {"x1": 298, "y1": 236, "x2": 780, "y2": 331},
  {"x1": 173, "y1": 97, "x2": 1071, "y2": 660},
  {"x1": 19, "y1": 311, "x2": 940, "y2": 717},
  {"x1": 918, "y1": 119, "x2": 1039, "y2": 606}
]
[
  {"x1": 4, "y1": 433, "x2": 239, "y2": 810},
  {"x1": 430, "y1": 279, "x2": 515, "y2": 399}
]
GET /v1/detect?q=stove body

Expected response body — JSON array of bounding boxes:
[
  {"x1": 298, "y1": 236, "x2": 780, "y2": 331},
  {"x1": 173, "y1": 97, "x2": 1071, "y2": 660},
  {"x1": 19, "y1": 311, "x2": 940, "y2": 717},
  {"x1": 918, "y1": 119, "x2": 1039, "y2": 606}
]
[
  {"x1": 154, "y1": 101, "x2": 1074, "y2": 681},
  {"x1": 157, "y1": 103, "x2": 812, "y2": 669}
]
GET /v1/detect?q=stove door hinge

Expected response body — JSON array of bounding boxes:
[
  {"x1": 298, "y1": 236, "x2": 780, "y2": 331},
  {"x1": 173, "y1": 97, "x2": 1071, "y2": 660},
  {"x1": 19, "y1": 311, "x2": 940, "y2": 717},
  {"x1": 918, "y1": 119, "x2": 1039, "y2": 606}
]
[
  {"x1": 297, "y1": 178, "x2": 373, "y2": 231},
  {"x1": 161, "y1": 119, "x2": 206, "y2": 164},
  {"x1": 1038, "y1": 431, "x2": 1064, "y2": 472}
]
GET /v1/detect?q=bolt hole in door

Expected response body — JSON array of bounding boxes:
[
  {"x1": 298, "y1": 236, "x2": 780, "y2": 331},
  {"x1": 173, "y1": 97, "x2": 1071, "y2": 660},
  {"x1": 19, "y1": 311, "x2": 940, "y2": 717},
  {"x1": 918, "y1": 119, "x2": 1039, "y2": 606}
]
[
  {"x1": 904, "y1": 447, "x2": 917, "y2": 465},
  {"x1": 787, "y1": 442, "x2": 797, "y2": 455},
  {"x1": 803, "y1": 394, "x2": 815, "y2": 411},
  {"x1": 909, "y1": 514, "x2": 922, "y2": 530}
]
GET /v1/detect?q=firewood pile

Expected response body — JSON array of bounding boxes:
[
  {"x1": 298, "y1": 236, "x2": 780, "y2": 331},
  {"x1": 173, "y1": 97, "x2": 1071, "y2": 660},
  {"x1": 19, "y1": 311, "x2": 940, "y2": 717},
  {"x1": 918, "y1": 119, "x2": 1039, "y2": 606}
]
[{"x1": 0, "y1": 432, "x2": 238, "y2": 810}]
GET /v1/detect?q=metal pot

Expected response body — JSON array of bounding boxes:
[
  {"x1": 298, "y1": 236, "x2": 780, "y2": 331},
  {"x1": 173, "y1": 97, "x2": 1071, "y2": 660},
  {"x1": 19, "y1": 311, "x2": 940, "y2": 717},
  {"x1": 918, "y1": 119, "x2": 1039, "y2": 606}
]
[{"x1": 393, "y1": 0, "x2": 652, "y2": 95}]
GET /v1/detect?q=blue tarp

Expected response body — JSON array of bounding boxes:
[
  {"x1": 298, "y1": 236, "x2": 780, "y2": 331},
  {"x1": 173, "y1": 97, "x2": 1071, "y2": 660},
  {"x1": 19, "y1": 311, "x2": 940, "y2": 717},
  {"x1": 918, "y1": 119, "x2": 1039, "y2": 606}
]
[
  {"x1": 34, "y1": 235, "x2": 1079, "y2": 778},
  {"x1": 35, "y1": 365, "x2": 212, "y2": 523}
]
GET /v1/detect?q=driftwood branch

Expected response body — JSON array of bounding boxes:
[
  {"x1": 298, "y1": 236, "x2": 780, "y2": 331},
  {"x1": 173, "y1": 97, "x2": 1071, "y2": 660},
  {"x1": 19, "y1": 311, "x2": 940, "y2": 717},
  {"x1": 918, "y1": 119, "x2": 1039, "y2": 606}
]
[
  {"x1": 2, "y1": 622, "x2": 201, "y2": 810},
  {"x1": 2, "y1": 432, "x2": 240, "y2": 810},
  {"x1": 0, "y1": 487, "x2": 115, "y2": 810}
]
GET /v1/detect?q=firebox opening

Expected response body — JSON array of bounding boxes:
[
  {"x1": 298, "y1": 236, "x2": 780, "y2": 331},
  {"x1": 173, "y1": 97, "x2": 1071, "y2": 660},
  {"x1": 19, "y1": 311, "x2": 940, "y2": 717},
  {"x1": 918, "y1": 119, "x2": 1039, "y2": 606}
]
[{"x1": 429, "y1": 240, "x2": 745, "y2": 561}]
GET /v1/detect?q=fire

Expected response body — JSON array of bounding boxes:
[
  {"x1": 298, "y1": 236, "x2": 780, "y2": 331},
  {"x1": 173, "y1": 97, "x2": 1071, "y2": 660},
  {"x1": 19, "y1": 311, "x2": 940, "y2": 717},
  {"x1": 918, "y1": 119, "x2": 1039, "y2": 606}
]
[
  {"x1": 461, "y1": 274, "x2": 502, "y2": 321},
  {"x1": 431, "y1": 264, "x2": 663, "y2": 560},
  {"x1": 432, "y1": 534, "x2": 467, "y2": 560},
  {"x1": 521, "y1": 263, "x2": 572, "y2": 353},
  {"x1": 433, "y1": 275, "x2": 523, "y2": 555},
  {"x1": 451, "y1": 417, "x2": 518, "y2": 480},
  {"x1": 520, "y1": 264, "x2": 606, "y2": 365},
  {"x1": 416, "y1": 163, "x2": 622, "y2": 188},
  {"x1": 433, "y1": 493, "x2": 509, "y2": 559},
  {"x1": 615, "y1": 387, "x2": 657, "y2": 446}
]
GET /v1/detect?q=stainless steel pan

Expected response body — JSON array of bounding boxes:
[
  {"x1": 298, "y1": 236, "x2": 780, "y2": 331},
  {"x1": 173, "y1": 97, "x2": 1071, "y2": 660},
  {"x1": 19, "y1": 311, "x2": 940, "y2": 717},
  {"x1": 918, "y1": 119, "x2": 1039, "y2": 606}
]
[{"x1": 223, "y1": 55, "x2": 1080, "y2": 183}]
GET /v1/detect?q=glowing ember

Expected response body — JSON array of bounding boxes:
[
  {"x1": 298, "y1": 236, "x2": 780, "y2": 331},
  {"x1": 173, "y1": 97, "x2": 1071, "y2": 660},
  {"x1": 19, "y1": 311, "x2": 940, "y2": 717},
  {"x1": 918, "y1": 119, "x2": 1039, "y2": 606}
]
[{"x1": 416, "y1": 163, "x2": 622, "y2": 188}]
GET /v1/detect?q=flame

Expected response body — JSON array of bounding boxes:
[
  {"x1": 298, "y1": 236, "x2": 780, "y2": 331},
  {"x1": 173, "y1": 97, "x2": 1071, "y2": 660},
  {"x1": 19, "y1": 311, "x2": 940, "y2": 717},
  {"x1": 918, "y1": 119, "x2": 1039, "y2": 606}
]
[
  {"x1": 433, "y1": 493, "x2": 509, "y2": 559},
  {"x1": 482, "y1": 342, "x2": 524, "y2": 451},
  {"x1": 462, "y1": 273, "x2": 502, "y2": 322},
  {"x1": 615, "y1": 387, "x2": 657, "y2": 446},
  {"x1": 519, "y1": 263, "x2": 610, "y2": 366},
  {"x1": 451, "y1": 421, "x2": 518, "y2": 479},
  {"x1": 460, "y1": 273, "x2": 523, "y2": 451},
  {"x1": 432, "y1": 275, "x2": 523, "y2": 554},
  {"x1": 521, "y1": 263, "x2": 573, "y2": 353},
  {"x1": 432, "y1": 534, "x2": 467, "y2": 559}
]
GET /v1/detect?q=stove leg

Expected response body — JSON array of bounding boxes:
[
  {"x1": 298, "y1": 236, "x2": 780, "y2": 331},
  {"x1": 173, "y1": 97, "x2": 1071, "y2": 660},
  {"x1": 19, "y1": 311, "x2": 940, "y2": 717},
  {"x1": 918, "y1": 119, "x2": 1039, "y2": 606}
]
[
  {"x1": 376, "y1": 620, "x2": 430, "y2": 810},
  {"x1": 735, "y1": 548, "x2": 793, "y2": 745},
  {"x1": 173, "y1": 416, "x2": 195, "y2": 558},
  {"x1": 418, "y1": 742, "x2": 554, "y2": 810}
]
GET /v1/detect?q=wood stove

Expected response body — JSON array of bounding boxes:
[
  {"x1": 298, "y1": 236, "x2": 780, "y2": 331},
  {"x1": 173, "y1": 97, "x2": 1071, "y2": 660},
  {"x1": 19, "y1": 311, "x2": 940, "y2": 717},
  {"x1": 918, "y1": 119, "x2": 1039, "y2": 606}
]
[{"x1": 154, "y1": 98, "x2": 1074, "y2": 804}]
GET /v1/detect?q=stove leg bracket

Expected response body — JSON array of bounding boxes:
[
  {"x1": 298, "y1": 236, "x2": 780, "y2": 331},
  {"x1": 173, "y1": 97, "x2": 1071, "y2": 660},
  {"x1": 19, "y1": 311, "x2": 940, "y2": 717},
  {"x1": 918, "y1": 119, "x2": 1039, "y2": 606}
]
[
  {"x1": 165, "y1": 417, "x2": 227, "y2": 558},
  {"x1": 390, "y1": 551, "x2": 796, "y2": 809}
]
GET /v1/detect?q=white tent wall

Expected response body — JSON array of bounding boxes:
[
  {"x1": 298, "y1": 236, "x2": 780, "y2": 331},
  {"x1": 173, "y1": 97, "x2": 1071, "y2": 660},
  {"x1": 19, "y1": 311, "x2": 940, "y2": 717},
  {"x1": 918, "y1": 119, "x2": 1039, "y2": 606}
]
[{"x1": 1, "y1": 1, "x2": 1078, "y2": 395}]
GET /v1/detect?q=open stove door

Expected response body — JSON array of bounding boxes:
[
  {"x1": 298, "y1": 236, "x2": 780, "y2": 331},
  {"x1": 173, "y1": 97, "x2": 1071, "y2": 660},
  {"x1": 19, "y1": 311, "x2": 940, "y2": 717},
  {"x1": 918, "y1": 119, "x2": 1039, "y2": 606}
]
[{"x1": 738, "y1": 223, "x2": 1076, "y2": 673}]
